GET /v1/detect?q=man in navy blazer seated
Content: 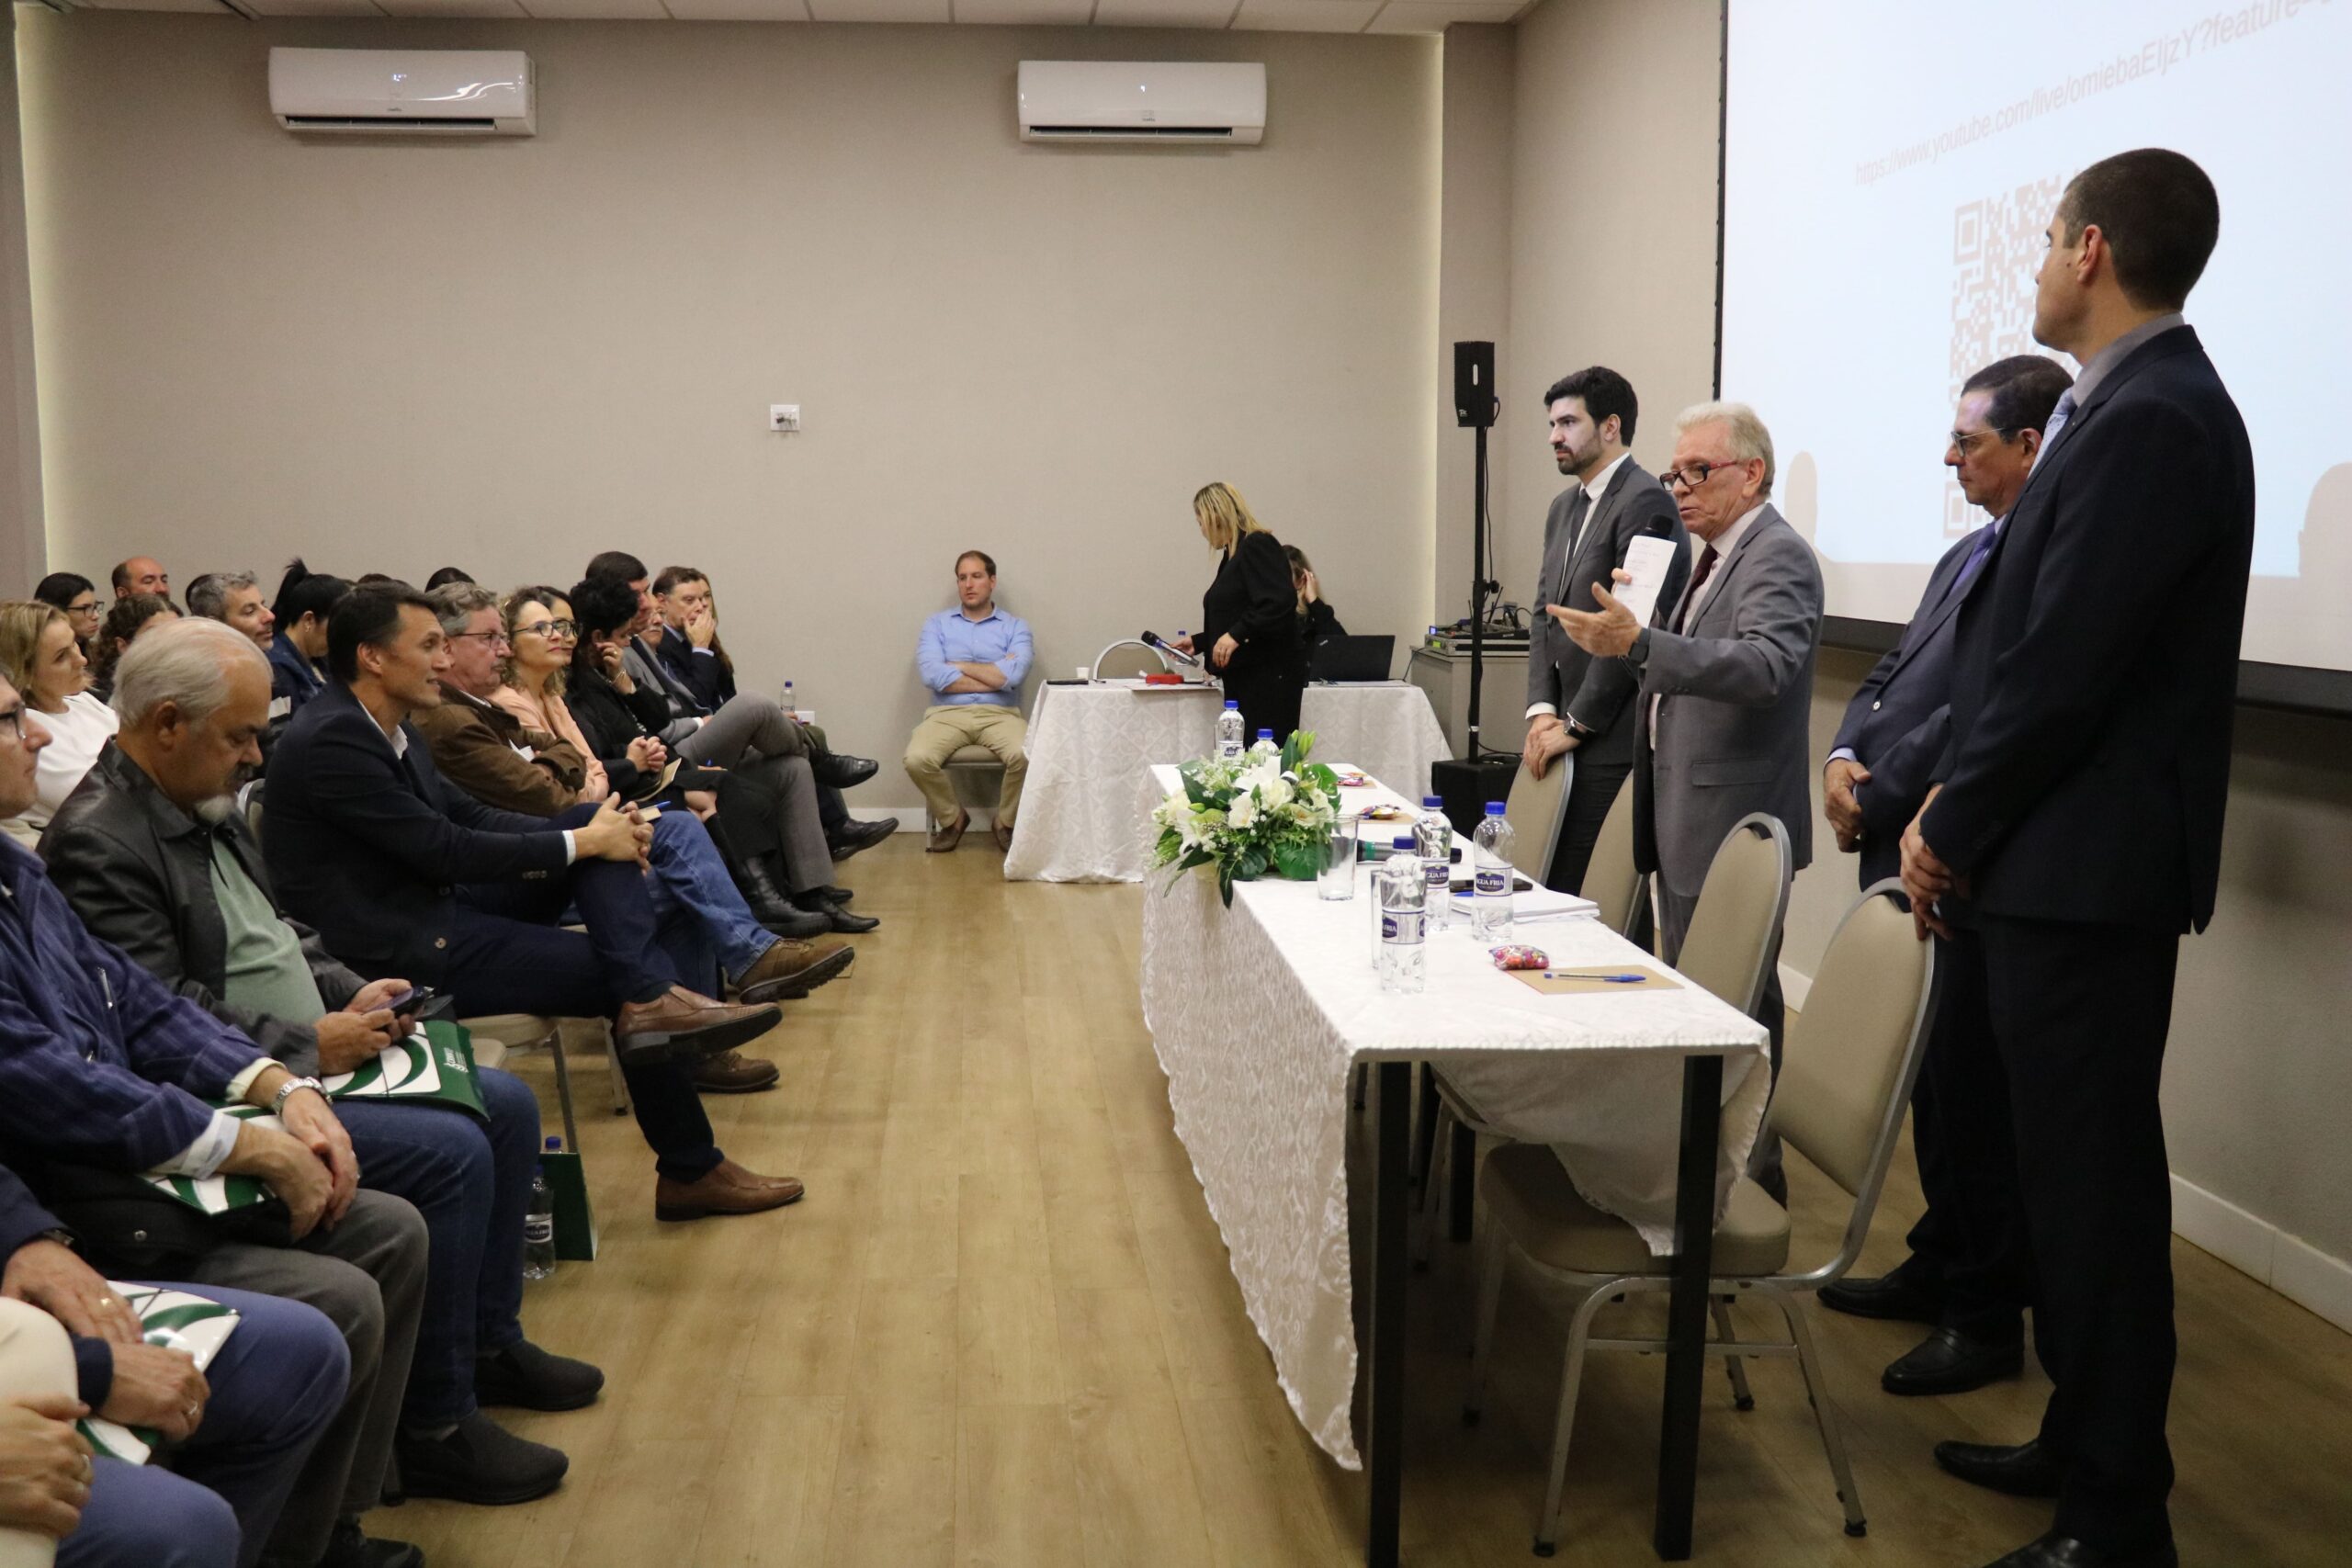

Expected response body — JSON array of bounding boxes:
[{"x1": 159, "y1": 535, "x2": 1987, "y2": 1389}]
[
  {"x1": 1815, "y1": 354, "x2": 2073, "y2": 1401},
  {"x1": 261, "y1": 583, "x2": 806, "y2": 1224},
  {"x1": 0, "y1": 1158, "x2": 346, "y2": 1568},
  {"x1": 1903, "y1": 149, "x2": 2255, "y2": 1568}
]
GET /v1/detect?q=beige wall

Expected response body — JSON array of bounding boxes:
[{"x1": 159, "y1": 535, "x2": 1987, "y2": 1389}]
[
  {"x1": 1500, "y1": 0, "x2": 1720, "y2": 614},
  {"x1": 1432, "y1": 23, "x2": 1511, "y2": 637},
  {"x1": 1509, "y1": 0, "x2": 2352, "y2": 1304},
  {"x1": 0, "y1": 8, "x2": 41, "y2": 596},
  {"x1": 18, "y1": 12, "x2": 1439, "y2": 788}
]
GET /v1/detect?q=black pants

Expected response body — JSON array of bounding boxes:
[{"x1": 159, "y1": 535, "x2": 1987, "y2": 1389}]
[
  {"x1": 1943, "y1": 917, "x2": 2181, "y2": 1555},
  {"x1": 1543, "y1": 753, "x2": 1631, "y2": 894},
  {"x1": 1222, "y1": 659, "x2": 1305, "y2": 746},
  {"x1": 1899, "y1": 931, "x2": 2030, "y2": 1341}
]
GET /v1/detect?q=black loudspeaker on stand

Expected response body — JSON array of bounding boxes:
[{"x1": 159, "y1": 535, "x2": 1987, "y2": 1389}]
[{"x1": 1433, "y1": 341, "x2": 1510, "y2": 835}]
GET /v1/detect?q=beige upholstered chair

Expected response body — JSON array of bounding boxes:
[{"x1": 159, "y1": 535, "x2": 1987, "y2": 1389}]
[
  {"x1": 1671, "y1": 813, "x2": 1793, "y2": 1019},
  {"x1": 1416, "y1": 812, "x2": 1791, "y2": 1265},
  {"x1": 1580, "y1": 780, "x2": 1646, "y2": 938},
  {"x1": 1500, "y1": 757, "x2": 1572, "y2": 883},
  {"x1": 1461, "y1": 880, "x2": 1938, "y2": 1554}
]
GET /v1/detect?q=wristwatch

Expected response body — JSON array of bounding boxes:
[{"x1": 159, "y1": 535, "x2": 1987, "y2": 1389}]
[
  {"x1": 271, "y1": 1075, "x2": 327, "y2": 1115},
  {"x1": 1563, "y1": 715, "x2": 1597, "y2": 742}
]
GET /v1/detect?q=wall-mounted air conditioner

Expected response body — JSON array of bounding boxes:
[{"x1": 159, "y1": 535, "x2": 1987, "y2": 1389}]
[
  {"x1": 268, "y1": 49, "x2": 536, "y2": 137},
  {"x1": 1017, "y1": 62, "x2": 1265, "y2": 146}
]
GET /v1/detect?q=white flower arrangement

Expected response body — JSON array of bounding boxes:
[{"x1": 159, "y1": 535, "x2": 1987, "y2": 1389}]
[{"x1": 1148, "y1": 730, "x2": 1343, "y2": 907}]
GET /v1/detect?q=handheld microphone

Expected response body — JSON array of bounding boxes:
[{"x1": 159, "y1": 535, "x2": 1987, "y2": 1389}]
[{"x1": 1140, "y1": 630, "x2": 1204, "y2": 669}]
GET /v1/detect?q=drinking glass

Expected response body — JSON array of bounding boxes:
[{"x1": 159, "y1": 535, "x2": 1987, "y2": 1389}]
[{"x1": 1317, "y1": 818, "x2": 1357, "y2": 900}]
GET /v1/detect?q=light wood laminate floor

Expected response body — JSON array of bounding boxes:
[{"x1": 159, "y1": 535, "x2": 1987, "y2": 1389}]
[{"x1": 375, "y1": 840, "x2": 2352, "y2": 1566}]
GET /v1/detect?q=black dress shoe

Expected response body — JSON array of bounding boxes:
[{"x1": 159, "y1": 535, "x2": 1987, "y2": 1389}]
[
  {"x1": 732, "y1": 856, "x2": 832, "y2": 938},
  {"x1": 810, "y1": 749, "x2": 879, "y2": 789},
  {"x1": 1820, "y1": 1264, "x2": 1946, "y2": 1325},
  {"x1": 813, "y1": 885, "x2": 854, "y2": 905},
  {"x1": 1934, "y1": 1436, "x2": 2064, "y2": 1498},
  {"x1": 320, "y1": 1520, "x2": 424, "y2": 1568},
  {"x1": 792, "y1": 891, "x2": 879, "y2": 934},
  {"x1": 827, "y1": 817, "x2": 897, "y2": 861},
  {"x1": 1882, "y1": 1325, "x2": 2025, "y2": 1395},
  {"x1": 476, "y1": 1339, "x2": 605, "y2": 1411},
  {"x1": 395, "y1": 1412, "x2": 568, "y2": 1506},
  {"x1": 1980, "y1": 1530, "x2": 2178, "y2": 1567}
]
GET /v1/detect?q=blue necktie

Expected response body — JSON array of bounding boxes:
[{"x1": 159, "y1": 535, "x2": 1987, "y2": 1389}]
[
  {"x1": 2032, "y1": 389, "x2": 2077, "y2": 469},
  {"x1": 1947, "y1": 524, "x2": 2000, "y2": 604}
]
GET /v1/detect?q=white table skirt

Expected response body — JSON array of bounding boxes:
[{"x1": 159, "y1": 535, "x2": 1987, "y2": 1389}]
[
  {"x1": 1002, "y1": 681, "x2": 1452, "y2": 883},
  {"x1": 1137, "y1": 764, "x2": 1770, "y2": 1470}
]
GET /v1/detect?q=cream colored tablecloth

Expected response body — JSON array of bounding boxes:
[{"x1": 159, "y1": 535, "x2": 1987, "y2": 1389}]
[{"x1": 1137, "y1": 763, "x2": 1771, "y2": 1469}]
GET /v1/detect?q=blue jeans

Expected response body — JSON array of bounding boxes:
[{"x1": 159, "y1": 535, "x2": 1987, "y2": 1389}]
[
  {"x1": 645, "y1": 811, "x2": 776, "y2": 983},
  {"x1": 63, "y1": 1286, "x2": 348, "y2": 1568},
  {"x1": 337, "y1": 1067, "x2": 539, "y2": 1428}
]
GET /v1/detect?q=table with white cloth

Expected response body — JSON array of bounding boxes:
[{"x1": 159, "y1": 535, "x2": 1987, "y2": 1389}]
[
  {"x1": 1138, "y1": 762, "x2": 1771, "y2": 1565},
  {"x1": 1002, "y1": 680, "x2": 1452, "y2": 882}
]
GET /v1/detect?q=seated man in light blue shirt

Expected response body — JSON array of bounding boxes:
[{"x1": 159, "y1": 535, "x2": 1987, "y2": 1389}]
[{"x1": 906, "y1": 551, "x2": 1032, "y2": 853}]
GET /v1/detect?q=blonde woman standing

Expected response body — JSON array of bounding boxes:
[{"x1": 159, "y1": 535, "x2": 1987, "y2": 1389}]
[
  {"x1": 1170, "y1": 482, "x2": 1307, "y2": 742},
  {"x1": 0, "y1": 601, "x2": 119, "y2": 846}
]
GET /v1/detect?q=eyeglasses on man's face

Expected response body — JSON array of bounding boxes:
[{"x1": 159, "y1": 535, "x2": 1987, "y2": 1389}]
[
  {"x1": 447, "y1": 629, "x2": 509, "y2": 649},
  {"x1": 1948, "y1": 427, "x2": 2022, "y2": 457},
  {"x1": 1660, "y1": 458, "x2": 1742, "y2": 493}
]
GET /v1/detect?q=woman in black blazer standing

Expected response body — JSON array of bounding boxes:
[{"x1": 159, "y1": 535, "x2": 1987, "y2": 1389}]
[{"x1": 1170, "y1": 482, "x2": 1307, "y2": 743}]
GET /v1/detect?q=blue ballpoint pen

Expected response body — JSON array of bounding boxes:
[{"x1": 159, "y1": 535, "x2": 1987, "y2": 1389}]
[{"x1": 1544, "y1": 970, "x2": 1646, "y2": 983}]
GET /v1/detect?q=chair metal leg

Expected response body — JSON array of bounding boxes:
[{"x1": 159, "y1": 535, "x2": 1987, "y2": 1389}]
[
  {"x1": 1712, "y1": 1296, "x2": 1755, "y2": 1411},
  {"x1": 602, "y1": 1025, "x2": 631, "y2": 1116},
  {"x1": 1413, "y1": 1097, "x2": 1453, "y2": 1269},
  {"x1": 1532, "y1": 1286, "x2": 1611, "y2": 1558},
  {"x1": 544, "y1": 1023, "x2": 583, "y2": 1154},
  {"x1": 1777, "y1": 1289, "x2": 1866, "y2": 1537},
  {"x1": 1462, "y1": 1222, "x2": 1509, "y2": 1425},
  {"x1": 1447, "y1": 1119, "x2": 1477, "y2": 1243}
]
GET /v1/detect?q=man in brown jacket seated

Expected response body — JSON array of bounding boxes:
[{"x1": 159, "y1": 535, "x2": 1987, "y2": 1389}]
[{"x1": 412, "y1": 585, "x2": 854, "y2": 1095}]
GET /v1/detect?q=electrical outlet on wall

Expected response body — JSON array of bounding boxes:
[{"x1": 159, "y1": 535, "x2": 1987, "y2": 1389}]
[{"x1": 769, "y1": 404, "x2": 801, "y2": 434}]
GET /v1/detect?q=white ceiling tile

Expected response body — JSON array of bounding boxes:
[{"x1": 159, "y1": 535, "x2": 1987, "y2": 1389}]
[
  {"x1": 371, "y1": 0, "x2": 529, "y2": 15},
  {"x1": 808, "y1": 0, "x2": 954, "y2": 19},
  {"x1": 519, "y1": 0, "x2": 669, "y2": 15},
  {"x1": 1092, "y1": 0, "x2": 1238, "y2": 28},
  {"x1": 238, "y1": 0, "x2": 390, "y2": 16},
  {"x1": 1231, "y1": 0, "x2": 1375, "y2": 32},
  {"x1": 952, "y1": 0, "x2": 1093, "y2": 22},
  {"x1": 665, "y1": 0, "x2": 812, "y2": 17},
  {"x1": 1364, "y1": 0, "x2": 1520, "y2": 31}
]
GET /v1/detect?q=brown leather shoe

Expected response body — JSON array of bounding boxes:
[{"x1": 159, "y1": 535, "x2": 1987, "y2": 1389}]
[
  {"x1": 613, "y1": 987, "x2": 781, "y2": 1067},
  {"x1": 991, "y1": 818, "x2": 1014, "y2": 852},
  {"x1": 654, "y1": 1158, "x2": 806, "y2": 1222},
  {"x1": 926, "y1": 807, "x2": 968, "y2": 853},
  {"x1": 689, "y1": 1050, "x2": 780, "y2": 1094},
  {"x1": 734, "y1": 937, "x2": 854, "y2": 1003}
]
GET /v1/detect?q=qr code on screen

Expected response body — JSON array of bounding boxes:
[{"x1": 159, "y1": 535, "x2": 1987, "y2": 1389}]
[{"x1": 1947, "y1": 177, "x2": 2063, "y2": 535}]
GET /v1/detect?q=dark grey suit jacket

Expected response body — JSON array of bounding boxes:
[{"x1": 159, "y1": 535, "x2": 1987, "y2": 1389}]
[
  {"x1": 1523, "y1": 461, "x2": 1690, "y2": 764},
  {"x1": 1630, "y1": 504, "x2": 1824, "y2": 900},
  {"x1": 1829, "y1": 527, "x2": 1985, "y2": 887}
]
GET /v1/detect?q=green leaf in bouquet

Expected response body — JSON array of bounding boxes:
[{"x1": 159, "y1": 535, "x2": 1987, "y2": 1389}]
[{"x1": 1272, "y1": 839, "x2": 1321, "y2": 881}]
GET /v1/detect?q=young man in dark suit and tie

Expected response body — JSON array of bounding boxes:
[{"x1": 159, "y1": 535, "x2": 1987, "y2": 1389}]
[
  {"x1": 1816, "y1": 355, "x2": 2073, "y2": 1400},
  {"x1": 1520, "y1": 367, "x2": 1690, "y2": 894},
  {"x1": 1902, "y1": 149, "x2": 2256, "y2": 1568}
]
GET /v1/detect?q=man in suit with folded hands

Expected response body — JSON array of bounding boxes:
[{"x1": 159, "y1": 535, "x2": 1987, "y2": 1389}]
[
  {"x1": 1521, "y1": 367, "x2": 1691, "y2": 894},
  {"x1": 1901, "y1": 149, "x2": 2254, "y2": 1568},
  {"x1": 1815, "y1": 355, "x2": 2073, "y2": 1403},
  {"x1": 1551, "y1": 400, "x2": 1824, "y2": 1205}
]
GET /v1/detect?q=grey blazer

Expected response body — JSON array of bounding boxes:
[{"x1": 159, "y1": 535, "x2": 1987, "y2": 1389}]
[
  {"x1": 1524, "y1": 461, "x2": 1690, "y2": 764},
  {"x1": 1630, "y1": 504, "x2": 1824, "y2": 899}
]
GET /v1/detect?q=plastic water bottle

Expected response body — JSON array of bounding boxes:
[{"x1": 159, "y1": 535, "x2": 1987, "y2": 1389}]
[
  {"x1": 1375, "y1": 834, "x2": 1427, "y2": 994},
  {"x1": 1415, "y1": 795, "x2": 1453, "y2": 930},
  {"x1": 523, "y1": 1139, "x2": 558, "y2": 1280},
  {"x1": 1470, "y1": 802, "x2": 1517, "y2": 942},
  {"x1": 782, "y1": 679, "x2": 799, "y2": 718},
  {"x1": 1216, "y1": 701, "x2": 1245, "y2": 761},
  {"x1": 1256, "y1": 728, "x2": 1274, "y2": 750}
]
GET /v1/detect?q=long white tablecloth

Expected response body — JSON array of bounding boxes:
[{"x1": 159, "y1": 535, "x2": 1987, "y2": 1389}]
[
  {"x1": 1137, "y1": 763, "x2": 1771, "y2": 1469},
  {"x1": 1002, "y1": 681, "x2": 1452, "y2": 882}
]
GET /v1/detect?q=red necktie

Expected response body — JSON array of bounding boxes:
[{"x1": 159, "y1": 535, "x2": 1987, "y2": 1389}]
[{"x1": 1670, "y1": 545, "x2": 1720, "y2": 635}]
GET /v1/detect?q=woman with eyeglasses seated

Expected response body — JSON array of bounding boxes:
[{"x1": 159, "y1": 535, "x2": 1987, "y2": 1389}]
[
  {"x1": 31, "y1": 572, "x2": 102, "y2": 656},
  {"x1": 0, "y1": 600, "x2": 119, "y2": 848},
  {"x1": 83, "y1": 594, "x2": 180, "y2": 705}
]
